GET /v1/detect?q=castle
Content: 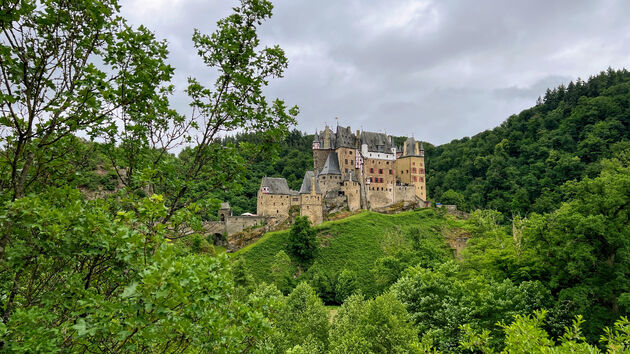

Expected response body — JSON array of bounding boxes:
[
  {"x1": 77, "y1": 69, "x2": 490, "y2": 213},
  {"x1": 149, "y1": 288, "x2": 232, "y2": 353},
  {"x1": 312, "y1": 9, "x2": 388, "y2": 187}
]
[{"x1": 256, "y1": 125, "x2": 428, "y2": 225}]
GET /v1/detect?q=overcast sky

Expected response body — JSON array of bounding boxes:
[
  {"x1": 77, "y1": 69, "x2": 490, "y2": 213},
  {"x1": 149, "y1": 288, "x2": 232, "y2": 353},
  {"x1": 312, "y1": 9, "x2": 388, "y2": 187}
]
[{"x1": 120, "y1": 0, "x2": 630, "y2": 145}]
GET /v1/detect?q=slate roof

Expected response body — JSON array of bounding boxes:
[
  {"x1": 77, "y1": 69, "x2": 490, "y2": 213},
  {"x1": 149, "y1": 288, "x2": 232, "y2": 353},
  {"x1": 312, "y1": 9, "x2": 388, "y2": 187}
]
[
  {"x1": 361, "y1": 131, "x2": 393, "y2": 153},
  {"x1": 312, "y1": 127, "x2": 337, "y2": 149},
  {"x1": 261, "y1": 177, "x2": 291, "y2": 194},
  {"x1": 220, "y1": 202, "x2": 231, "y2": 209},
  {"x1": 320, "y1": 152, "x2": 341, "y2": 175},
  {"x1": 299, "y1": 171, "x2": 322, "y2": 194},
  {"x1": 401, "y1": 137, "x2": 426, "y2": 157},
  {"x1": 335, "y1": 125, "x2": 357, "y2": 148}
]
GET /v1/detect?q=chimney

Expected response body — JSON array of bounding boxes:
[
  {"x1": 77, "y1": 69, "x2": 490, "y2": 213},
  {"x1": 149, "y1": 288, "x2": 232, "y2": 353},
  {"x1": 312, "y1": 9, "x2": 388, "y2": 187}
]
[
  {"x1": 311, "y1": 175, "x2": 316, "y2": 195},
  {"x1": 414, "y1": 142, "x2": 420, "y2": 155},
  {"x1": 403, "y1": 140, "x2": 407, "y2": 156}
]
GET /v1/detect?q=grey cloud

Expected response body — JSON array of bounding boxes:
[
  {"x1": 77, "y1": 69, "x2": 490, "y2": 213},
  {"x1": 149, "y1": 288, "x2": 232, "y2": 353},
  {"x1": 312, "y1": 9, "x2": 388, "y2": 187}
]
[{"x1": 120, "y1": 0, "x2": 630, "y2": 145}]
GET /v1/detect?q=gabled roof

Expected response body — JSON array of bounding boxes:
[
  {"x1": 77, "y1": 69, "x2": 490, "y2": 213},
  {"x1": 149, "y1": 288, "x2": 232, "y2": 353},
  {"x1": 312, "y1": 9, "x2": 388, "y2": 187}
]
[
  {"x1": 299, "y1": 171, "x2": 322, "y2": 194},
  {"x1": 261, "y1": 177, "x2": 291, "y2": 194},
  {"x1": 361, "y1": 131, "x2": 393, "y2": 153},
  {"x1": 320, "y1": 152, "x2": 341, "y2": 175},
  {"x1": 335, "y1": 125, "x2": 357, "y2": 148}
]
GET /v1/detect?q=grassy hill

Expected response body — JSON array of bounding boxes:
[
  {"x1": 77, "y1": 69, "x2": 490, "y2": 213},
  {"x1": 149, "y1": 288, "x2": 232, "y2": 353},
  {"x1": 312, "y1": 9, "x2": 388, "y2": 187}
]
[{"x1": 234, "y1": 209, "x2": 466, "y2": 298}]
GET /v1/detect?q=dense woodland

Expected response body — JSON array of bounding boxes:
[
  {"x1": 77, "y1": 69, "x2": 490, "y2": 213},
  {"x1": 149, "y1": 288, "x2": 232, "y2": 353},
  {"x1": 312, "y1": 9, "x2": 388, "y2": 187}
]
[{"x1": 1, "y1": 0, "x2": 629, "y2": 352}]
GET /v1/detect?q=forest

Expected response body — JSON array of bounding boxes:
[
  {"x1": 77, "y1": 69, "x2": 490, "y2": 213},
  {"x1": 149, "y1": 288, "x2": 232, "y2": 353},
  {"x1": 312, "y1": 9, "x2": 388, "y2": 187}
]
[{"x1": 1, "y1": 0, "x2": 629, "y2": 352}]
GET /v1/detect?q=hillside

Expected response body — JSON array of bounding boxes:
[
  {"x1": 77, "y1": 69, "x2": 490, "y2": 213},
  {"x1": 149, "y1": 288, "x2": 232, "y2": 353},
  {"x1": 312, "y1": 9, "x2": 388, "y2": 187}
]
[
  {"x1": 426, "y1": 68, "x2": 630, "y2": 214},
  {"x1": 234, "y1": 209, "x2": 465, "y2": 301}
]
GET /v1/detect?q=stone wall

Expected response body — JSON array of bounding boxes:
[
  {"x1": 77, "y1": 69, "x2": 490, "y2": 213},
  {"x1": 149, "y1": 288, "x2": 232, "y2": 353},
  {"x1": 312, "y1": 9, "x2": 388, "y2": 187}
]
[
  {"x1": 225, "y1": 215, "x2": 266, "y2": 235},
  {"x1": 300, "y1": 193, "x2": 323, "y2": 225},
  {"x1": 204, "y1": 215, "x2": 266, "y2": 239},
  {"x1": 336, "y1": 147, "x2": 358, "y2": 174},
  {"x1": 317, "y1": 174, "x2": 342, "y2": 195},
  {"x1": 393, "y1": 185, "x2": 417, "y2": 204},
  {"x1": 256, "y1": 191, "x2": 293, "y2": 218},
  {"x1": 342, "y1": 180, "x2": 361, "y2": 211},
  {"x1": 366, "y1": 187, "x2": 395, "y2": 209},
  {"x1": 363, "y1": 157, "x2": 396, "y2": 187}
]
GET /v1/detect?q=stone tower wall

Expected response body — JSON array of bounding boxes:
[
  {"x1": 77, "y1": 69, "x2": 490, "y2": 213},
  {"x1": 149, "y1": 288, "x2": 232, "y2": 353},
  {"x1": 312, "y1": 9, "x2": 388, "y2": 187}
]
[
  {"x1": 317, "y1": 174, "x2": 342, "y2": 195},
  {"x1": 300, "y1": 193, "x2": 323, "y2": 225},
  {"x1": 256, "y1": 191, "x2": 292, "y2": 218},
  {"x1": 336, "y1": 147, "x2": 358, "y2": 174},
  {"x1": 342, "y1": 180, "x2": 361, "y2": 211}
]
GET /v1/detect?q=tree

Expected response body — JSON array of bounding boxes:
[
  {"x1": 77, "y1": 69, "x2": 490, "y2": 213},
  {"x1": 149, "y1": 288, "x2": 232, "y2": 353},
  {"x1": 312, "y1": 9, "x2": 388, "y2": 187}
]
[
  {"x1": 0, "y1": 189, "x2": 272, "y2": 351},
  {"x1": 461, "y1": 311, "x2": 630, "y2": 353},
  {"x1": 160, "y1": 0, "x2": 298, "y2": 220},
  {"x1": 288, "y1": 216, "x2": 317, "y2": 262},
  {"x1": 274, "y1": 282, "x2": 329, "y2": 352},
  {"x1": 0, "y1": 0, "x2": 132, "y2": 200},
  {"x1": 441, "y1": 189, "x2": 465, "y2": 208},
  {"x1": 329, "y1": 293, "x2": 421, "y2": 353},
  {"x1": 335, "y1": 269, "x2": 358, "y2": 303},
  {"x1": 271, "y1": 250, "x2": 293, "y2": 294},
  {"x1": 0, "y1": 0, "x2": 299, "y2": 350}
]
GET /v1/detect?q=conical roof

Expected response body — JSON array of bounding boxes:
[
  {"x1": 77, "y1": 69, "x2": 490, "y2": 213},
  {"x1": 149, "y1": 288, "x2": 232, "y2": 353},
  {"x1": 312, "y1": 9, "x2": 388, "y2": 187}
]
[
  {"x1": 299, "y1": 171, "x2": 322, "y2": 194},
  {"x1": 320, "y1": 152, "x2": 341, "y2": 175}
]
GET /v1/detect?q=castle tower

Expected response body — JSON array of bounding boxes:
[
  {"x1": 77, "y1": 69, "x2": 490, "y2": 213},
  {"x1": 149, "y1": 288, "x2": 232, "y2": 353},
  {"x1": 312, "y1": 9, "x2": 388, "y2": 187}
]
[
  {"x1": 395, "y1": 137, "x2": 427, "y2": 201},
  {"x1": 218, "y1": 202, "x2": 232, "y2": 222},
  {"x1": 299, "y1": 171, "x2": 323, "y2": 225},
  {"x1": 317, "y1": 152, "x2": 342, "y2": 195}
]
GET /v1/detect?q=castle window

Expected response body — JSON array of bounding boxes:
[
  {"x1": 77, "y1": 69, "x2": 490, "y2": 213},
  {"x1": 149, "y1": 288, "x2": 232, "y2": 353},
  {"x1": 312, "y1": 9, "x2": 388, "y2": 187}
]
[
  {"x1": 370, "y1": 168, "x2": 374, "y2": 173},
  {"x1": 322, "y1": 176, "x2": 325, "y2": 179},
  {"x1": 412, "y1": 168, "x2": 417, "y2": 173},
  {"x1": 406, "y1": 170, "x2": 409, "y2": 173},
  {"x1": 380, "y1": 178, "x2": 384, "y2": 183},
  {"x1": 389, "y1": 169, "x2": 393, "y2": 174},
  {"x1": 420, "y1": 177, "x2": 424, "y2": 182},
  {"x1": 386, "y1": 161, "x2": 389, "y2": 165},
  {"x1": 345, "y1": 159, "x2": 348, "y2": 164},
  {"x1": 413, "y1": 176, "x2": 417, "y2": 182},
  {"x1": 413, "y1": 162, "x2": 415, "y2": 166},
  {"x1": 345, "y1": 168, "x2": 348, "y2": 173},
  {"x1": 351, "y1": 160, "x2": 353, "y2": 165}
]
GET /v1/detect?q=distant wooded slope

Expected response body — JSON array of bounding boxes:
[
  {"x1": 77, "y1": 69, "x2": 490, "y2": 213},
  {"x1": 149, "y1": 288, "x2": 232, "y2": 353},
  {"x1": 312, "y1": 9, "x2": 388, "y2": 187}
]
[{"x1": 426, "y1": 68, "x2": 630, "y2": 214}]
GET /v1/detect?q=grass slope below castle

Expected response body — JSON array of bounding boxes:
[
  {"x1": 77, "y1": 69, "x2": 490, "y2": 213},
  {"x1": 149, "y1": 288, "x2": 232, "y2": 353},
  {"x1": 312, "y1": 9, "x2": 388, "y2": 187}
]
[{"x1": 234, "y1": 209, "x2": 466, "y2": 296}]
